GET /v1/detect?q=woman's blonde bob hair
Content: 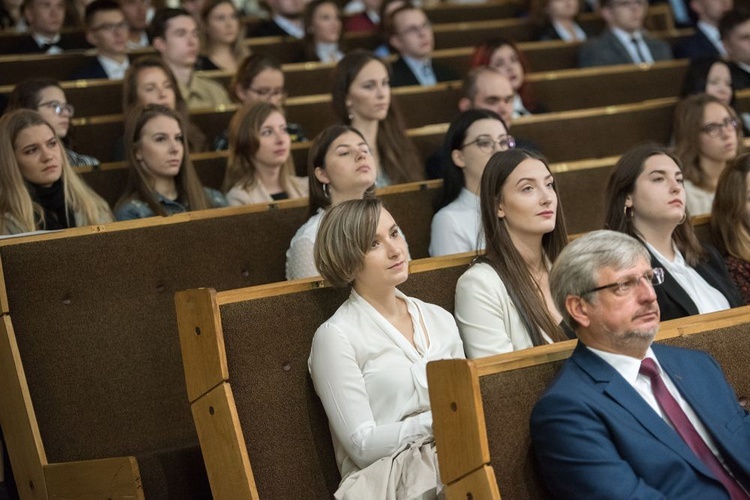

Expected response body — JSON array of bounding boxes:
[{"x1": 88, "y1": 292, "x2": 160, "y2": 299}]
[
  {"x1": 314, "y1": 198, "x2": 384, "y2": 287},
  {"x1": 0, "y1": 109, "x2": 113, "y2": 234}
]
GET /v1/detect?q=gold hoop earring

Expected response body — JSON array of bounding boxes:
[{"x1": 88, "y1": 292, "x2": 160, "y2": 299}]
[
  {"x1": 624, "y1": 205, "x2": 634, "y2": 221},
  {"x1": 322, "y1": 183, "x2": 330, "y2": 199}
]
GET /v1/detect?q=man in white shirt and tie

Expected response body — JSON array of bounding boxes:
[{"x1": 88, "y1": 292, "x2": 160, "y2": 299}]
[
  {"x1": 531, "y1": 230, "x2": 750, "y2": 499},
  {"x1": 578, "y1": 0, "x2": 672, "y2": 67}
]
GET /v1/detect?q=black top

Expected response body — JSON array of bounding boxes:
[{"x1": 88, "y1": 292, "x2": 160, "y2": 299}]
[{"x1": 29, "y1": 179, "x2": 75, "y2": 230}]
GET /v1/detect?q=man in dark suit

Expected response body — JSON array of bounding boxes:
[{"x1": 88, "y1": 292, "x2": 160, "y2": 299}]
[
  {"x1": 722, "y1": 8, "x2": 750, "y2": 90},
  {"x1": 8, "y1": 0, "x2": 89, "y2": 54},
  {"x1": 579, "y1": 0, "x2": 672, "y2": 67},
  {"x1": 71, "y1": 0, "x2": 129, "y2": 80},
  {"x1": 386, "y1": 5, "x2": 459, "y2": 87},
  {"x1": 248, "y1": 0, "x2": 304, "y2": 38},
  {"x1": 532, "y1": 230, "x2": 750, "y2": 499},
  {"x1": 673, "y1": 0, "x2": 731, "y2": 59}
]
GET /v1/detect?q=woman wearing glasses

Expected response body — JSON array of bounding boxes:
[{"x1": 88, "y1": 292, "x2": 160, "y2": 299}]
[
  {"x1": 604, "y1": 143, "x2": 742, "y2": 321},
  {"x1": 332, "y1": 50, "x2": 422, "y2": 187},
  {"x1": 429, "y1": 109, "x2": 513, "y2": 257},
  {"x1": 223, "y1": 102, "x2": 307, "y2": 205},
  {"x1": 0, "y1": 109, "x2": 113, "y2": 235},
  {"x1": 454, "y1": 149, "x2": 572, "y2": 358},
  {"x1": 673, "y1": 93, "x2": 743, "y2": 216},
  {"x1": 7, "y1": 78, "x2": 100, "y2": 167}
]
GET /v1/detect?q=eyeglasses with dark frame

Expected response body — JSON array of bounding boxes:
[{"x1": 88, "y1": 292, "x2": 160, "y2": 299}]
[
  {"x1": 460, "y1": 135, "x2": 516, "y2": 154},
  {"x1": 581, "y1": 267, "x2": 664, "y2": 297},
  {"x1": 700, "y1": 117, "x2": 739, "y2": 138},
  {"x1": 246, "y1": 86, "x2": 287, "y2": 101},
  {"x1": 38, "y1": 100, "x2": 75, "y2": 117}
]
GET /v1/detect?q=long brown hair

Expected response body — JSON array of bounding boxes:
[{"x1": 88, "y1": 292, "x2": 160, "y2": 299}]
[
  {"x1": 604, "y1": 143, "x2": 704, "y2": 266},
  {"x1": 199, "y1": 0, "x2": 249, "y2": 64},
  {"x1": 711, "y1": 154, "x2": 750, "y2": 261},
  {"x1": 674, "y1": 93, "x2": 743, "y2": 189},
  {"x1": 331, "y1": 50, "x2": 422, "y2": 184},
  {"x1": 116, "y1": 104, "x2": 210, "y2": 215},
  {"x1": 479, "y1": 148, "x2": 569, "y2": 345}
]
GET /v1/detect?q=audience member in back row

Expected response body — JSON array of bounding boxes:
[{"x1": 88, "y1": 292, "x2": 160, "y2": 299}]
[
  {"x1": 0, "y1": 0, "x2": 23, "y2": 29},
  {"x1": 673, "y1": 93, "x2": 742, "y2": 215},
  {"x1": 223, "y1": 102, "x2": 307, "y2": 205},
  {"x1": 604, "y1": 143, "x2": 742, "y2": 321},
  {"x1": 196, "y1": 0, "x2": 248, "y2": 72},
  {"x1": 149, "y1": 8, "x2": 231, "y2": 110},
  {"x1": 386, "y1": 4, "x2": 459, "y2": 87},
  {"x1": 121, "y1": 56, "x2": 207, "y2": 158},
  {"x1": 10, "y1": 0, "x2": 89, "y2": 53},
  {"x1": 300, "y1": 0, "x2": 344, "y2": 63},
  {"x1": 532, "y1": 0, "x2": 590, "y2": 42},
  {"x1": 343, "y1": 0, "x2": 381, "y2": 33},
  {"x1": 332, "y1": 50, "x2": 423, "y2": 187},
  {"x1": 285, "y1": 125, "x2": 377, "y2": 280},
  {"x1": 7, "y1": 78, "x2": 100, "y2": 167},
  {"x1": 711, "y1": 153, "x2": 750, "y2": 304},
  {"x1": 71, "y1": 0, "x2": 130, "y2": 80},
  {"x1": 578, "y1": 0, "x2": 672, "y2": 67},
  {"x1": 120, "y1": 0, "x2": 150, "y2": 49},
  {"x1": 721, "y1": 8, "x2": 750, "y2": 90},
  {"x1": 470, "y1": 38, "x2": 544, "y2": 117},
  {"x1": 309, "y1": 198, "x2": 465, "y2": 498},
  {"x1": 455, "y1": 149, "x2": 572, "y2": 358},
  {"x1": 672, "y1": 0, "x2": 731, "y2": 59},
  {"x1": 114, "y1": 104, "x2": 227, "y2": 220},
  {"x1": 429, "y1": 109, "x2": 512, "y2": 257},
  {"x1": 248, "y1": 0, "x2": 304, "y2": 38},
  {"x1": 0, "y1": 110, "x2": 113, "y2": 235}
]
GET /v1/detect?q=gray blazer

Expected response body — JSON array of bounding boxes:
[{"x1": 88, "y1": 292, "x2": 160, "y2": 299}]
[{"x1": 578, "y1": 29, "x2": 672, "y2": 67}]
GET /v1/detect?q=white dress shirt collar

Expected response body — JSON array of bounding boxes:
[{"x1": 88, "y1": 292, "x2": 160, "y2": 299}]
[
  {"x1": 697, "y1": 21, "x2": 727, "y2": 56},
  {"x1": 402, "y1": 54, "x2": 436, "y2": 86},
  {"x1": 97, "y1": 54, "x2": 130, "y2": 80},
  {"x1": 611, "y1": 27, "x2": 653, "y2": 63},
  {"x1": 272, "y1": 14, "x2": 304, "y2": 39}
]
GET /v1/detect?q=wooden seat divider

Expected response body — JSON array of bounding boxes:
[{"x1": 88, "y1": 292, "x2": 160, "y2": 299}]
[
  {"x1": 174, "y1": 251, "x2": 474, "y2": 498},
  {"x1": 426, "y1": 306, "x2": 750, "y2": 499}
]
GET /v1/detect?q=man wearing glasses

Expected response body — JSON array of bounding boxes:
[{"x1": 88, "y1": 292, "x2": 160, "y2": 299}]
[
  {"x1": 531, "y1": 230, "x2": 750, "y2": 498},
  {"x1": 386, "y1": 4, "x2": 458, "y2": 87},
  {"x1": 578, "y1": 0, "x2": 672, "y2": 67},
  {"x1": 71, "y1": 0, "x2": 130, "y2": 80}
]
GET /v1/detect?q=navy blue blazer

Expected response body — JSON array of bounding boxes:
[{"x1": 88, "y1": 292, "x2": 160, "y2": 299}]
[
  {"x1": 646, "y1": 244, "x2": 742, "y2": 321},
  {"x1": 389, "y1": 56, "x2": 460, "y2": 87},
  {"x1": 70, "y1": 58, "x2": 109, "y2": 80},
  {"x1": 578, "y1": 30, "x2": 673, "y2": 68},
  {"x1": 673, "y1": 29, "x2": 721, "y2": 60},
  {"x1": 532, "y1": 342, "x2": 750, "y2": 499}
]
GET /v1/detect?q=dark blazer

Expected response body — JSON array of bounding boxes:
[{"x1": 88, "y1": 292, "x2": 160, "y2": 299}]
[
  {"x1": 389, "y1": 56, "x2": 460, "y2": 87},
  {"x1": 248, "y1": 19, "x2": 293, "y2": 38},
  {"x1": 70, "y1": 58, "x2": 109, "y2": 80},
  {"x1": 532, "y1": 341, "x2": 750, "y2": 499},
  {"x1": 536, "y1": 22, "x2": 592, "y2": 42},
  {"x1": 673, "y1": 28, "x2": 721, "y2": 60},
  {"x1": 729, "y1": 62, "x2": 750, "y2": 91},
  {"x1": 5, "y1": 33, "x2": 90, "y2": 54},
  {"x1": 578, "y1": 29, "x2": 673, "y2": 68},
  {"x1": 645, "y1": 243, "x2": 742, "y2": 321}
]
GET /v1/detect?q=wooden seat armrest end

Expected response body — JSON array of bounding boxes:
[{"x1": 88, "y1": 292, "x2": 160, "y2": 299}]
[
  {"x1": 444, "y1": 465, "x2": 501, "y2": 500},
  {"x1": 192, "y1": 383, "x2": 257, "y2": 500},
  {"x1": 175, "y1": 288, "x2": 228, "y2": 403},
  {"x1": 44, "y1": 457, "x2": 143, "y2": 500},
  {"x1": 427, "y1": 359, "x2": 490, "y2": 486}
]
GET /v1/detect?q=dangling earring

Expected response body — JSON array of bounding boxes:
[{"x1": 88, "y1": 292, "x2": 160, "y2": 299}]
[
  {"x1": 678, "y1": 212, "x2": 687, "y2": 225},
  {"x1": 322, "y1": 183, "x2": 330, "y2": 198},
  {"x1": 624, "y1": 205, "x2": 634, "y2": 221}
]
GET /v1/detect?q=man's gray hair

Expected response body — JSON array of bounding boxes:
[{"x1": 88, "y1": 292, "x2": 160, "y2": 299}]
[{"x1": 550, "y1": 230, "x2": 650, "y2": 328}]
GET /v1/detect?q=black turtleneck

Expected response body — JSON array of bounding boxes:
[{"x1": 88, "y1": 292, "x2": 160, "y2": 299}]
[{"x1": 29, "y1": 179, "x2": 76, "y2": 230}]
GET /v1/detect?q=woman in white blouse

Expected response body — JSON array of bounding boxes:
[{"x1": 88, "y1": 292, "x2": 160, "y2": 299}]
[
  {"x1": 454, "y1": 149, "x2": 572, "y2": 358},
  {"x1": 430, "y1": 109, "x2": 513, "y2": 256},
  {"x1": 604, "y1": 143, "x2": 742, "y2": 321},
  {"x1": 673, "y1": 93, "x2": 743, "y2": 215},
  {"x1": 285, "y1": 125, "x2": 376, "y2": 280},
  {"x1": 301, "y1": 0, "x2": 345, "y2": 63},
  {"x1": 309, "y1": 198, "x2": 465, "y2": 499},
  {"x1": 223, "y1": 102, "x2": 308, "y2": 205}
]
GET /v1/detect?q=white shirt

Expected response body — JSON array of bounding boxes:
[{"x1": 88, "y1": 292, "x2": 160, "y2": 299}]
[
  {"x1": 31, "y1": 32, "x2": 62, "y2": 54},
  {"x1": 455, "y1": 261, "x2": 553, "y2": 358},
  {"x1": 683, "y1": 179, "x2": 714, "y2": 216},
  {"x1": 429, "y1": 188, "x2": 483, "y2": 257},
  {"x1": 611, "y1": 27, "x2": 654, "y2": 64},
  {"x1": 97, "y1": 54, "x2": 130, "y2": 80},
  {"x1": 402, "y1": 55, "x2": 437, "y2": 86},
  {"x1": 126, "y1": 31, "x2": 149, "y2": 50},
  {"x1": 272, "y1": 14, "x2": 304, "y2": 39},
  {"x1": 587, "y1": 346, "x2": 725, "y2": 461},
  {"x1": 697, "y1": 21, "x2": 727, "y2": 57},
  {"x1": 314, "y1": 42, "x2": 344, "y2": 63},
  {"x1": 512, "y1": 93, "x2": 531, "y2": 118},
  {"x1": 308, "y1": 288, "x2": 465, "y2": 479},
  {"x1": 647, "y1": 242, "x2": 731, "y2": 314},
  {"x1": 552, "y1": 20, "x2": 587, "y2": 42}
]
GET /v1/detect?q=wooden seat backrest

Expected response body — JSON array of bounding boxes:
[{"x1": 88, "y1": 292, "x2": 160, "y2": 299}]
[{"x1": 426, "y1": 307, "x2": 750, "y2": 500}]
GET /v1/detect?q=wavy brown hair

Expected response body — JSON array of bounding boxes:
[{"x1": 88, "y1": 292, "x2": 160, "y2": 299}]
[{"x1": 711, "y1": 154, "x2": 750, "y2": 261}]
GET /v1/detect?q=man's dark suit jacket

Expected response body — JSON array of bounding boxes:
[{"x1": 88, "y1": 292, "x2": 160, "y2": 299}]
[
  {"x1": 730, "y1": 62, "x2": 750, "y2": 91},
  {"x1": 248, "y1": 19, "x2": 293, "y2": 38},
  {"x1": 578, "y1": 29, "x2": 672, "y2": 67},
  {"x1": 5, "y1": 33, "x2": 90, "y2": 54},
  {"x1": 532, "y1": 341, "x2": 750, "y2": 499},
  {"x1": 389, "y1": 56, "x2": 460, "y2": 87},
  {"x1": 645, "y1": 244, "x2": 742, "y2": 321},
  {"x1": 70, "y1": 58, "x2": 109, "y2": 80},
  {"x1": 673, "y1": 29, "x2": 721, "y2": 60}
]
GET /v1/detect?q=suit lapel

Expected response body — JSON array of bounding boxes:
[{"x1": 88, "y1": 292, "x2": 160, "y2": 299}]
[
  {"x1": 604, "y1": 30, "x2": 635, "y2": 64},
  {"x1": 647, "y1": 248, "x2": 699, "y2": 316},
  {"x1": 572, "y1": 344, "x2": 715, "y2": 478}
]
